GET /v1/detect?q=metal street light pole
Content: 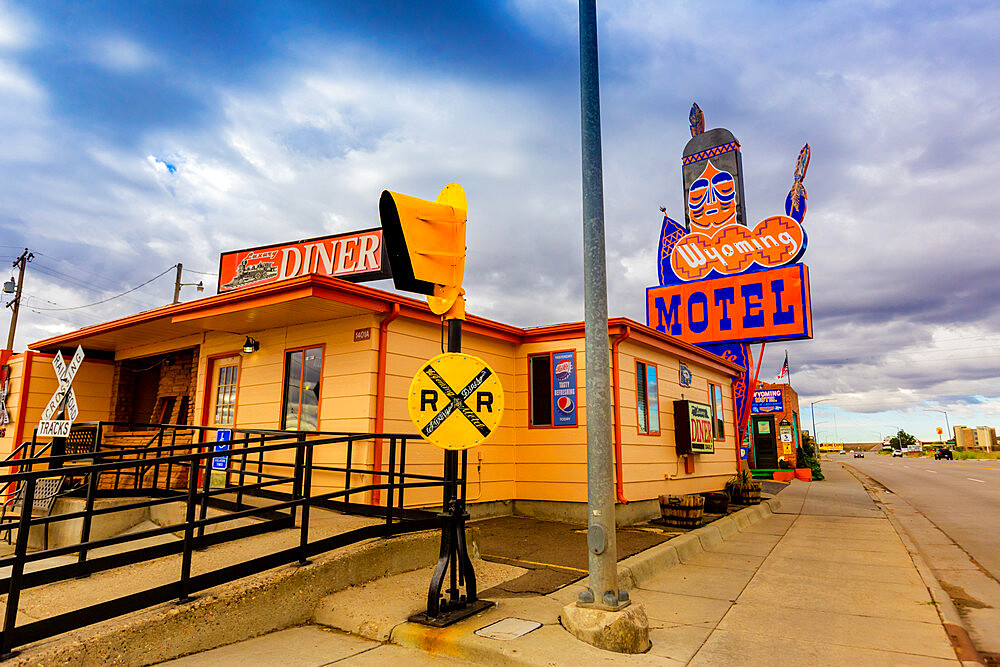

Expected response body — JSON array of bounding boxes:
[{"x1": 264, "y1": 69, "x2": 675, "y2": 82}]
[
  {"x1": 923, "y1": 409, "x2": 951, "y2": 441},
  {"x1": 578, "y1": 0, "x2": 623, "y2": 612},
  {"x1": 810, "y1": 399, "x2": 831, "y2": 451}
]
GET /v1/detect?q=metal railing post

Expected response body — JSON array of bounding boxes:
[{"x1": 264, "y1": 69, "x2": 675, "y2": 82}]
[
  {"x1": 397, "y1": 438, "x2": 407, "y2": 516},
  {"x1": 1, "y1": 477, "x2": 36, "y2": 657},
  {"x1": 385, "y1": 435, "x2": 397, "y2": 528},
  {"x1": 291, "y1": 433, "x2": 306, "y2": 524},
  {"x1": 77, "y1": 465, "x2": 100, "y2": 568},
  {"x1": 345, "y1": 438, "x2": 353, "y2": 504},
  {"x1": 236, "y1": 431, "x2": 249, "y2": 510},
  {"x1": 178, "y1": 458, "x2": 198, "y2": 602},
  {"x1": 298, "y1": 439, "x2": 313, "y2": 565},
  {"x1": 196, "y1": 445, "x2": 212, "y2": 542}
]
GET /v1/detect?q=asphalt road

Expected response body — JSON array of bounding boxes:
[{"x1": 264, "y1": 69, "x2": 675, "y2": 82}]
[{"x1": 835, "y1": 452, "x2": 1000, "y2": 579}]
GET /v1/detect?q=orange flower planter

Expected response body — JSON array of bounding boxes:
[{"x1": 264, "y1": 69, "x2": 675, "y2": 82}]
[
  {"x1": 794, "y1": 468, "x2": 812, "y2": 481},
  {"x1": 772, "y1": 470, "x2": 795, "y2": 482}
]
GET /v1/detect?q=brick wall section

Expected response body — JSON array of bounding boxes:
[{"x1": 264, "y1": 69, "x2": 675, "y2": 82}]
[
  {"x1": 110, "y1": 348, "x2": 198, "y2": 427},
  {"x1": 157, "y1": 349, "x2": 198, "y2": 424}
]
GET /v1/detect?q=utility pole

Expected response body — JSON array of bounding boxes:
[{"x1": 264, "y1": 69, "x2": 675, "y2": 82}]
[
  {"x1": 172, "y1": 263, "x2": 204, "y2": 304},
  {"x1": 172, "y1": 263, "x2": 183, "y2": 304},
  {"x1": 4, "y1": 249, "x2": 34, "y2": 351}
]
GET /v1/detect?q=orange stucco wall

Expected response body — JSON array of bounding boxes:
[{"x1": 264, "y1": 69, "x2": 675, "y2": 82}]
[
  {"x1": 0, "y1": 351, "x2": 114, "y2": 457},
  {"x1": 8, "y1": 307, "x2": 741, "y2": 512}
]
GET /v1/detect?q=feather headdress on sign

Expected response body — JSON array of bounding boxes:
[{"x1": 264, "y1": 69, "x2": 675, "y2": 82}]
[
  {"x1": 786, "y1": 143, "x2": 810, "y2": 222},
  {"x1": 689, "y1": 103, "x2": 704, "y2": 137}
]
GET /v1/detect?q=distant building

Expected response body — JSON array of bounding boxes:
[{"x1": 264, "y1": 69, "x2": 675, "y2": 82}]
[
  {"x1": 953, "y1": 425, "x2": 997, "y2": 451},
  {"x1": 749, "y1": 382, "x2": 802, "y2": 468}
]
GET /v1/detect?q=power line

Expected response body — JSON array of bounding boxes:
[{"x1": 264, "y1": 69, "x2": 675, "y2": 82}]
[
  {"x1": 27, "y1": 263, "x2": 160, "y2": 311},
  {"x1": 27, "y1": 266, "x2": 176, "y2": 311},
  {"x1": 182, "y1": 268, "x2": 218, "y2": 277}
]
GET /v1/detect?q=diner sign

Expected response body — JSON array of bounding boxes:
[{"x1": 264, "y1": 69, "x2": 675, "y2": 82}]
[
  {"x1": 674, "y1": 399, "x2": 715, "y2": 455},
  {"x1": 218, "y1": 228, "x2": 391, "y2": 293}
]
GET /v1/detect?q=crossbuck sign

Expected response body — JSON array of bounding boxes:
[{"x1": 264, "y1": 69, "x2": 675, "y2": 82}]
[
  {"x1": 0, "y1": 366, "x2": 10, "y2": 426},
  {"x1": 38, "y1": 345, "x2": 85, "y2": 438}
]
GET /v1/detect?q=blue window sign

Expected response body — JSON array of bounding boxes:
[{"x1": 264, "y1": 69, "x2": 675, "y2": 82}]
[
  {"x1": 751, "y1": 388, "x2": 784, "y2": 414},
  {"x1": 551, "y1": 350, "x2": 577, "y2": 427},
  {"x1": 212, "y1": 428, "x2": 233, "y2": 471}
]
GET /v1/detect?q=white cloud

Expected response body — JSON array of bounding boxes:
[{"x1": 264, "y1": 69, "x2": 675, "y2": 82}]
[
  {"x1": 0, "y1": 1, "x2": 33, "y2": 50},
  {"x1": 90, "y1": 36, "x2": 157, "y2": 72}
]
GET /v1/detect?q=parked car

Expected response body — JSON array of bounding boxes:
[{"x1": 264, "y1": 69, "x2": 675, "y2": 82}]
[
  {"x1": 854, "y1": 451, "x2": 864, "y2": 458},
  {"x1": 892, "y1": 449, "x2": 903, "y2": 457},
  {"x1": 839, "y1": 449, "x2": 846, "y2": 454},
  {"x1": 934, "y1": 447, "x2": 953, "y2": 460}
]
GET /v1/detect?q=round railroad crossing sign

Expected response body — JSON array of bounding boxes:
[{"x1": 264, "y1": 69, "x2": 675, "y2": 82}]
[{"x1": 407, "y1": 353, "x2": 504, "y2": 450}]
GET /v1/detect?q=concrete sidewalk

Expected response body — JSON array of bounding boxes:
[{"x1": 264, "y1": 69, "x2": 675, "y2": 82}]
[{"x1": 165, "y1": 464, "x2": 964, "y2": 665}]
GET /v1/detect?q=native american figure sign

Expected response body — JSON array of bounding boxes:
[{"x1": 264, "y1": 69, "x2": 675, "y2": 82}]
[{"x1": 646, "y1": 103, "x2": 813, "y2": 447}]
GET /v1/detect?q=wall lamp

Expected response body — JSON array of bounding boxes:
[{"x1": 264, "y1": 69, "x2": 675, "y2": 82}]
[{"x1": 242, "y1": 336, "x2": 260, "y2": 354}]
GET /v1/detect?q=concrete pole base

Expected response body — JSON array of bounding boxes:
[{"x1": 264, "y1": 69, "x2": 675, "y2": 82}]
[{"x1": 560, "y1": 602, "x2": 650, "y2": 654}]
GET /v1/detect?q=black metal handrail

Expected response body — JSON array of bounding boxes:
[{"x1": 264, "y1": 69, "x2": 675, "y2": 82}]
[{"x1": 0, "y1": 422, "x2": 455, "y2": 658}]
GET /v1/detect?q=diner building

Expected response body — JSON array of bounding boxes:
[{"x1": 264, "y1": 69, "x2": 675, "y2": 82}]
[{"x1": 0, "y1": 272, "x2": 743, "y2": 525}]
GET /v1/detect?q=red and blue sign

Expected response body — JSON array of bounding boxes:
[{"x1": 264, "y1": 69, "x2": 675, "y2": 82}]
[
  {"x1": 552, "y1": 350, "x2": 577, "y2": 426},
  {"x1": 645, "y1": 105, "x2": 813, "y2": 446},
  {"x1": 646, "y1": 264, "x2": 812, "y2": 346},
  {"x1": 751, "y1": 388, "x2": 784, "y2": 414}
]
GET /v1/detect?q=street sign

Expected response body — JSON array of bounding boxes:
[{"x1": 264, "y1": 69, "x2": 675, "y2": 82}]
[
  {"x1": 407, "y1": 353, "x2": 504, "y2": 450},
  {"x1": 212, "y1": 429, "x2": 233, "y2": 471},
  {"x1": 39, "y1": 345, "x2": 85, "y2": 437}
]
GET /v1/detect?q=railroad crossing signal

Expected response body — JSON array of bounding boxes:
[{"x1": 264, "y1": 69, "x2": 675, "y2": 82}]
[
  {"x1": 38, "y1": 345, "x2": 85, "y2": 437},
  {"x1": 379, "y1": 183, "x2": 467, "y2": 318},
  {"x1": 408, "y1": 353, "x2": 504, "y2": 450}
]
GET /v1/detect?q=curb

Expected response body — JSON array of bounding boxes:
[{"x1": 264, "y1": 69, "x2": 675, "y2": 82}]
[
  {"x1": 843, "y1": 463, "x2": 984, "y2": 666},
  {"x1": 893, "y1": 519, "x2": 985, "y2": 666},
  {"x1": 616, "y1": 497, "x2": 779, "y2": 592}
]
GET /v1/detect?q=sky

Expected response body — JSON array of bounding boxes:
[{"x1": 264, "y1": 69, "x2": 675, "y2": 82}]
[{"x1": 1, "y1": 0, "x2": 998, "y2": 444}]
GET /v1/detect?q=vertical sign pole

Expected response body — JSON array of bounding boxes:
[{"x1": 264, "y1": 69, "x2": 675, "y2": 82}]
[
  {"x1": 412, "y1": 314, "x2": 491, "y2": 625},
  {"x1": 578, "y1": 0, "x2": 623, "y2": 611}
]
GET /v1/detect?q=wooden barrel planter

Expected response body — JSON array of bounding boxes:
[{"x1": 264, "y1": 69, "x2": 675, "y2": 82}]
[
  {"x1": 659, "y1": 494, "x2": 705, "y2": 528},
  {"x1": 729, "y1": 484, "x2": 762, "y2": 505},
  {"x1": 702, "y1": 491, "x2": 729, "y2": 514}
]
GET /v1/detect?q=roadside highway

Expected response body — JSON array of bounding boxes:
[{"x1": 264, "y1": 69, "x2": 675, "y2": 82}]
[{"x1": 835, "y1": 452, "x2": 1000, "y2": 580}]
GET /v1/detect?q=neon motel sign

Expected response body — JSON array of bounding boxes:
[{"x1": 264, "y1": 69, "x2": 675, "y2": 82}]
[{"x1": 645, "y1": 104, "x2": 813, "y2": 442}]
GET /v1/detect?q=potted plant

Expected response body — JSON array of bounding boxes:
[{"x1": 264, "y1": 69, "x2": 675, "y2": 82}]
[
  {"x1": 725, "y1": 468, "x2": 761, "y2": 505},
  {"x1": 773, "y1": 457, "x2": 795, "y2": 482}
]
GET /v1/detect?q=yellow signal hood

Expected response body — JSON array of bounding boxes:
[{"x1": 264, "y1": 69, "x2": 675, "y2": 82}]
[{"x1": 379, "y1": 183, "x2": 467, "y2": 316}]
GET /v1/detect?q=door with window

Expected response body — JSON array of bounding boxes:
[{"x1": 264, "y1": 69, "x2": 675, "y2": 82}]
[
  {"x1": 206, "y1": 355, "x2": 240, "y2": 485},
  {"x1": 751, "y1": 415, "x2": 778, "y2": 469}
]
